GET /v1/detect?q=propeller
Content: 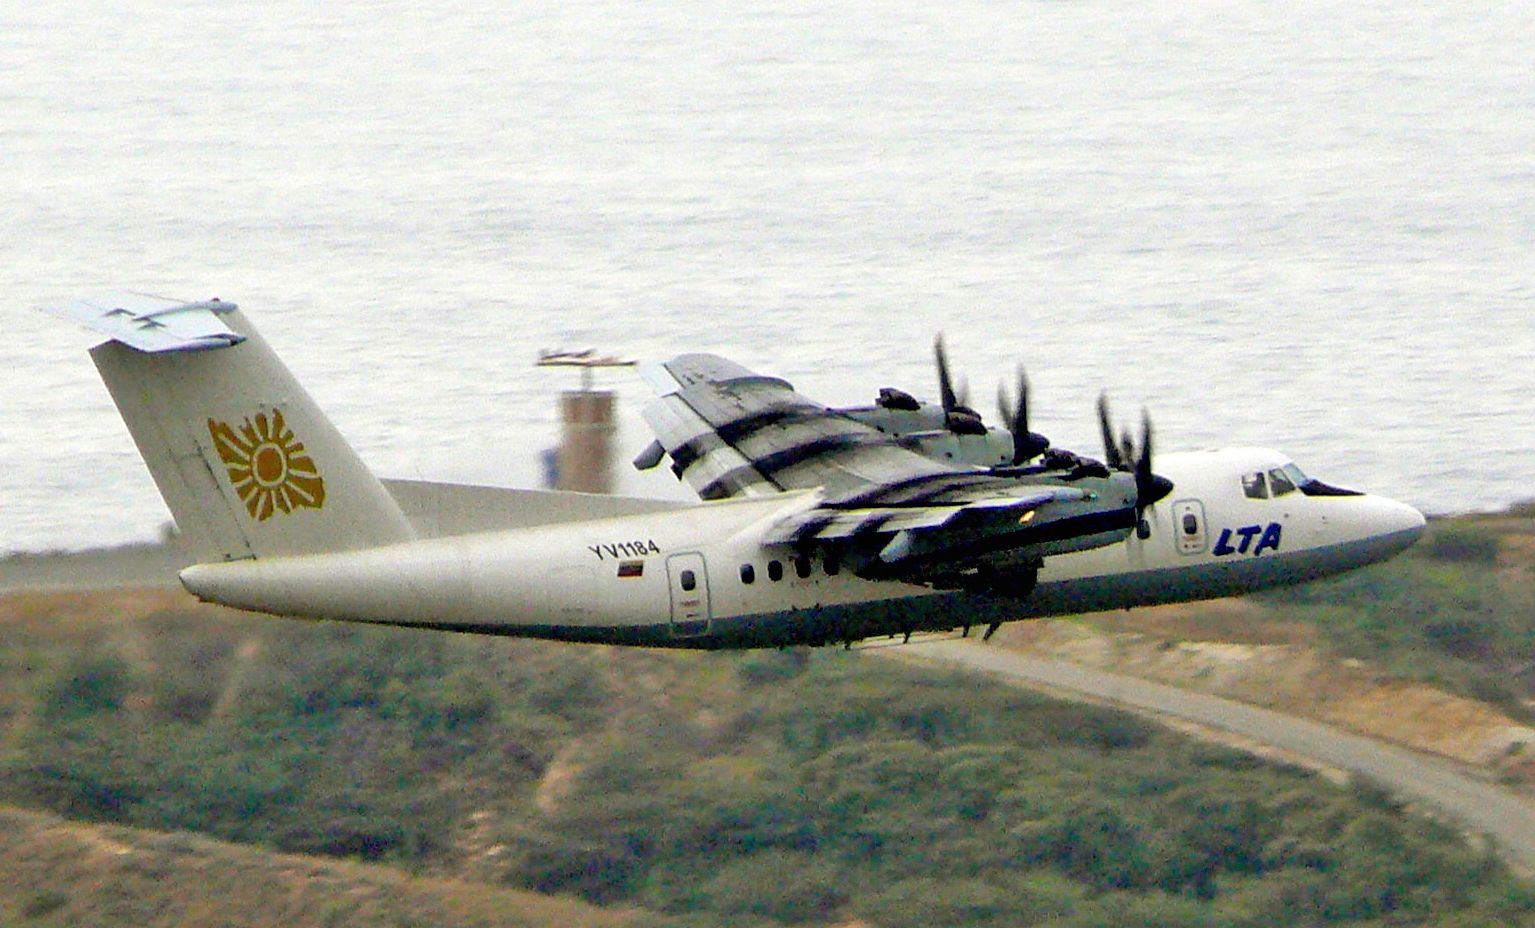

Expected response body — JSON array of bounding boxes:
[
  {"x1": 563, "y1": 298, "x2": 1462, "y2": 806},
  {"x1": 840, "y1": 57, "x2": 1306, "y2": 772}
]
[
  {"x1": 1097, "y1": 394, "x2": 1175, "y2": 535},
  {"x1": 997, "y1": 367, "x2": 1050, "y2": 464},
  {"x1": 934, "y1": 335, "x2": 985, "y2": 435},
  {"x1": 933, "y1": 335, "x2": 974, "y2": 412}
]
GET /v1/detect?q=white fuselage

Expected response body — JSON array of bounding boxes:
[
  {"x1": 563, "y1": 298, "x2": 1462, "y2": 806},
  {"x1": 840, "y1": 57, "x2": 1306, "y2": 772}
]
[{"x1": 179, "y1": 447, "x2": 1425, "y2": 649}]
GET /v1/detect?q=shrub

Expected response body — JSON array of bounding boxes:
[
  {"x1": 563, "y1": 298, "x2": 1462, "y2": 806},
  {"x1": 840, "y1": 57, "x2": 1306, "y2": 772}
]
[
  {"x1": 1211, "y1": 870, "x2": 1330, "y2": 928},
  {"x1": 502, "y1": 831, "x2": 642, "y2": 904},
  {"x1": 736, "y1": 649, "x2": 809, "y2": 686},
  {"x1": 22, "y1": 890, "x2": 69, "y2": 918},
  {"x1": 798, "y1": 739, "x2": 941, "y2": 827},
  {"x1": 1059, "y1": 803, "x2": 1153, "y2": 890},
  {"x1": 934, "y1": 744, "x2": 1026, "y2": 821},
  {"x1": 43, "y1": 653, "x2": 132, "y2": 721},
  {"x1": 1062, "y1": 890, "x2": 1216, "y2": 928},
  {"x1": 655, "y1": 777, "x2": 820, "y2": 861},
  {"x1": 853, "y1": 876, "x2": 1021, "y2": 928},
  {"x1": 692, "y1": 850, "x2": 847, "y2": 923},
  {"x1": 1422, "y1": 523, "x2": 1502, "y2": 564}
]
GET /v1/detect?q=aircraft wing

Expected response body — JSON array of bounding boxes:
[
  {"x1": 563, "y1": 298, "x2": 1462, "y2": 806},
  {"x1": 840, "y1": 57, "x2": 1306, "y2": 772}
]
[
  {"x1": 639, "y1": 354, "x2": 1137, "y2": 580},
  {"x1": 639, "y1": 353, "x2": 962, "y2": 501}
]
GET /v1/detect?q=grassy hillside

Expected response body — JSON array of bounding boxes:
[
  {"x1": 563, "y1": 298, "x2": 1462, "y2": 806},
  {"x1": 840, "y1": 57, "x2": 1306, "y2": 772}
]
[
  {"x1": 1253, "y1": 510, "x2": 1535, "y2": 717},
  {"x1": 3, "y1": 580, "x2": 1534, "y2": 927},
  {"x1": 1059, "y1": 511, "x2": 1535, "y2": 724},
  {"x1": 0, "y1": 803, "x2": 638, "y2": 928}
]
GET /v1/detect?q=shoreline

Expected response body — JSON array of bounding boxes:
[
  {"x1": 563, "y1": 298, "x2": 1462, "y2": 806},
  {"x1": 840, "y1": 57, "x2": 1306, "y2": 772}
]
[{"x1": 0, "y1": 540, "x2": 190, "y2": 593}]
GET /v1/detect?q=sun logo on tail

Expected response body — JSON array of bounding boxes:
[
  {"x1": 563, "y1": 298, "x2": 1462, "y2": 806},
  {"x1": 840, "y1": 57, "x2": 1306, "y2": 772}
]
[{"x1": 207, "y1": 410, "x2": 326, "y2": 520}]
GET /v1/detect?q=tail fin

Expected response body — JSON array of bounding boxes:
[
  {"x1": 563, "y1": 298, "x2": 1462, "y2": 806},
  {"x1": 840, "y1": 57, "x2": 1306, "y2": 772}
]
[{"x1": 55, "y1": 294, "x2": 415, "y2": 562}]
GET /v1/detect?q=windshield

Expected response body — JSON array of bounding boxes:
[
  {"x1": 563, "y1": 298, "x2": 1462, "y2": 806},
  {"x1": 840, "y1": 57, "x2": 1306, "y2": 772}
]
[
  {"x1": 1269, "y1": 467, "x2": 1298, "y2": 497},
  {"x1": 1282, "y1": 461, "x2": 1364, "y2": 497}
]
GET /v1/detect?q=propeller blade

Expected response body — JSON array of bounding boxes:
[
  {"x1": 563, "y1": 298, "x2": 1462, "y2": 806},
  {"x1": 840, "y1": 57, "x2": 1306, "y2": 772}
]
[
  {"x1": 1102, "y1": 396, "x2": 1175, "y2": 537},
  {"x1": 1136, "y1": 410, "x2": 1154, "y2": 502},
  {"x1": 935, "y1": 334, "x2": 985, "y2": 433},
  {"x1": 999, "y1": 367, "x2": 1049, "y2": 465},
  {"x1": 1098, "y1": 394, "x2": 1124, "y2": 470},
  {"x1": 1132, "y1": 409, "x2": 1175, "y2": 533},
  {"x1": 935, "y1": 335, "x2": 958, "y2": 413},
  {"x1": 1014, "y1": 369, "x2": 1029, "y2": 438}
]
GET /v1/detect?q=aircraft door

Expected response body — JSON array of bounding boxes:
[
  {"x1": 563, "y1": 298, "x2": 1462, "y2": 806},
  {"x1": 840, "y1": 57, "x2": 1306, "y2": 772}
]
[
  {"x1": 666, "y1": 553, "x2": 711, "y2": 637},
  {"x1": 1172, "y1": 499, "x2": 1208, "y2": 555}
]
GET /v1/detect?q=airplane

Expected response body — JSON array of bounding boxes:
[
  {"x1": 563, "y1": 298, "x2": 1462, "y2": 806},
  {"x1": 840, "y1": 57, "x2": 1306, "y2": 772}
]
[{"x1": 45, "y1": 293, "x2": 1426, "y2": 649}]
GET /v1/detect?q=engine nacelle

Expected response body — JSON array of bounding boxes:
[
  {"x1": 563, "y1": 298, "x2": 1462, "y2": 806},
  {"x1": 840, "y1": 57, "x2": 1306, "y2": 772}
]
[{"x1": 835, "y1": 403, "x2": 1016, "y2": 469}]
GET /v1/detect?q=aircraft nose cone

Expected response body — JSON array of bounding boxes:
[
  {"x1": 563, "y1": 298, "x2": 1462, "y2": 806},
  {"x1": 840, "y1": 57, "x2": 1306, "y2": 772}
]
[
  {"x1": 1392, "y1": 499, "x2": 1427, "y2": 537},
  {"x1": 1377, "y1": 497, "x2": 1427, "y2": 552}
]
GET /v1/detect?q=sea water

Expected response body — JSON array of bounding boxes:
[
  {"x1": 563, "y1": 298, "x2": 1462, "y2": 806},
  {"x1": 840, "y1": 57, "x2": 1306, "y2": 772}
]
[{"x1": 3, "y1": 0, "x2": 1532, "y2": 552}]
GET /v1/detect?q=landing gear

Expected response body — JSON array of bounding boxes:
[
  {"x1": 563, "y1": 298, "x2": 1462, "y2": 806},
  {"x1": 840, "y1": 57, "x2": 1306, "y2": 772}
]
[
  {"x1": 960, "y1": 563, "x2": 1038, "y2": 643},
  {"x1": 959, "y1": 563, "x2": 1039, "y2": 599}
]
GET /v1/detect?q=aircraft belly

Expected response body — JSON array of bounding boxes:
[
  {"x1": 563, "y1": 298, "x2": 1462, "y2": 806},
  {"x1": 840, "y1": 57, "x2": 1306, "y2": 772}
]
[
  {"x1": 512, "y1": 592, "x2": 1026, "y2": 650},
  {"x1": 1020, "y1": 527, "x2": 1423, "y2": 618}
]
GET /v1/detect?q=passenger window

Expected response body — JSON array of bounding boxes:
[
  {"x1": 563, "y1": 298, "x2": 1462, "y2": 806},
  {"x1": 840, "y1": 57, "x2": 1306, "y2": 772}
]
[
  {"x1": 1268, "y1": 468, "x2": 1297, "y2": 497},
  {"x1": 680, "y1": 570, "x2": 696, "y2": 591},
  {"x1": 1242, "y1": 472, "x2": 1269, "y2": 499},
  {"x1": 1182, "y1": 513, "x2": 1199, "y2": 535},
  {"x1": 794, "y1": 556, "x2": 812, "y2": 579},
  {"x1": 767, "y1": 560, "x2": 784, "y2": 582},
  {"x1": 739, "y1": 564, "x2": 755, "y2": 585}
]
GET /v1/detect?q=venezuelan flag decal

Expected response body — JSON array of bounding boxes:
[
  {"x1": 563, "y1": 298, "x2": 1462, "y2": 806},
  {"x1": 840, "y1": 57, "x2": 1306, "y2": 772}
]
[{"x1": 207, "y1": 410, "x2": 326, "y2": 520}]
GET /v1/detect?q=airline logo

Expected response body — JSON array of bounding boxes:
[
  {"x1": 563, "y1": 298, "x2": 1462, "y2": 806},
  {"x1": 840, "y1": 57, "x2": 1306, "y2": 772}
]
[
  {"x1": 207, "y1": 410, "x2": 326, "y2": 520},
  {"x1": 1213, "y1": 522, "x2": 1282, "y2": 557}
]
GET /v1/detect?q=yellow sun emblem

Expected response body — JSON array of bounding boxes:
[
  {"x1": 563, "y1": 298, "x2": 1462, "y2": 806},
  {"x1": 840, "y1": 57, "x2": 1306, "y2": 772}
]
[{"x1": 206, "y1": 410, "x2": 326, "y2": 521}]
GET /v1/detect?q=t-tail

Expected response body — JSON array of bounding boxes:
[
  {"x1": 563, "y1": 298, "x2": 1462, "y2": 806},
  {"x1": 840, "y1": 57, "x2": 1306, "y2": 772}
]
[{"x1": 51, "y1": 293, "x2": 415, "y2": 562}]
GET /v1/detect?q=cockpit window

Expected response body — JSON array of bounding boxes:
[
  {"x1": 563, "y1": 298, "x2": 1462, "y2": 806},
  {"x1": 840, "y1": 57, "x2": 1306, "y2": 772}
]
[
  {"x1": 1280, "y1": 462, "x2": 1366, "y2": 497},
  {"x1": 1268, "y1": 467, "x2": 1297, "y2": 497},
  {"x1": 1242, "y1": 472, "x2": 1269, "y2": 499}
]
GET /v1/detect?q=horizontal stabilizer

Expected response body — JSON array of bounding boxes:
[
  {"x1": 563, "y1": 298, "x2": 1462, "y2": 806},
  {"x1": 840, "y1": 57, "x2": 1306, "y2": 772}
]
[{"x1": 44, "y1": 292, "x2": 244, "y2": 353}]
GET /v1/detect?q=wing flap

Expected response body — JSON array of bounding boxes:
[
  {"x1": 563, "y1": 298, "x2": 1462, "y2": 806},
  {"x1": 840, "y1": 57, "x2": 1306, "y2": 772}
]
[
  {"x1": 763, "y1": 487, "x2": 1075, "y2": 546},
  {"x1": 641, "y1": 393, "x2": 778, "y2": 499},
  {"x1": 641, "y1": 353, "x2": 955, "y2": 500}
]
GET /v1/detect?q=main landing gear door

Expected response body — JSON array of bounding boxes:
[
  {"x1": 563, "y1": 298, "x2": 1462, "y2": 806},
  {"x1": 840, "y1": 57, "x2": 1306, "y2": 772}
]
[
  {"x1": 666, "y1": 553, "x2": 711, "y2": 637},
  {"x1": 1172, "y1": 499, "x2": 1208, "y2": 555}
]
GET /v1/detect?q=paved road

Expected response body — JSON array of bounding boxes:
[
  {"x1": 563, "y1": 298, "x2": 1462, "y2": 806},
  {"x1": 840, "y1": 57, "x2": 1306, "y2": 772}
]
[{"x1": 905, "y1": 639, "x2": 1535, "y2": 872}]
